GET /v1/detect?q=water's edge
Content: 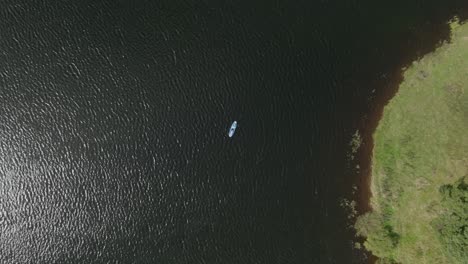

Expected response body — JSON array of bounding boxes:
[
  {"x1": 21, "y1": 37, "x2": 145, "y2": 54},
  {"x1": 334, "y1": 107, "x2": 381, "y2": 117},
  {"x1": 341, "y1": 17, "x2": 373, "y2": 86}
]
[{"x1": 352, "y1": 14, "x2": 468, "y2": 263}]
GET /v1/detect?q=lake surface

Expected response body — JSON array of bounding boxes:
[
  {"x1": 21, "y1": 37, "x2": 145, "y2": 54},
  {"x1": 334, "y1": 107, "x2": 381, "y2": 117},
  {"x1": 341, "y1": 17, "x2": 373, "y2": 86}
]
[{"x1": 0, "y1": 1, "x2": 466, "y2": 263}]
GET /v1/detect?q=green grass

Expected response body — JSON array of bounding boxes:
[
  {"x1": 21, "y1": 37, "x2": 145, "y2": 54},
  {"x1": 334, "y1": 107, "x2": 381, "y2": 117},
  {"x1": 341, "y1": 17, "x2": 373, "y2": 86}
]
[{"x1": 355, "y1": 19, "x2": 468, "y2": 264}]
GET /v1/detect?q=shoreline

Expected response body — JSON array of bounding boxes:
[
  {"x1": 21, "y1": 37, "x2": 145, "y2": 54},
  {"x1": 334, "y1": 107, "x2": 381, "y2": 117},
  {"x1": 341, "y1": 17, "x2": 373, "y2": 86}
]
[
  {"x1": 351, "y1": 13, "x2": 467, "y2": 217},
  {"x1": 354, "y1": 70, "x2": 404, "y2": 214},
  {"x1": 354, "y1": 18, "x2": 468, "y2": 263},
  {"x1": 350, "y1": 64, "x2": 405, "y2": 264}
]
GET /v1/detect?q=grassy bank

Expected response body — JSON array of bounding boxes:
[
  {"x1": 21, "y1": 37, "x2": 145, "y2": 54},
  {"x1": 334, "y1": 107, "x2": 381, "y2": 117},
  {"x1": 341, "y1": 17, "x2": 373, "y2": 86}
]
[{"x1": 355, "y1": 19, "x2": 468, "y2": 263}]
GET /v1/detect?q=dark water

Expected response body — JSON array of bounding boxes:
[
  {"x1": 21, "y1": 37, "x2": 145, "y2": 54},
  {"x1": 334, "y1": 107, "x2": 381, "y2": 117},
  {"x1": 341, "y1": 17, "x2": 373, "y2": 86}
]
[{"x1": 0, "y1": 1, "x2": 467, "y2": 263}]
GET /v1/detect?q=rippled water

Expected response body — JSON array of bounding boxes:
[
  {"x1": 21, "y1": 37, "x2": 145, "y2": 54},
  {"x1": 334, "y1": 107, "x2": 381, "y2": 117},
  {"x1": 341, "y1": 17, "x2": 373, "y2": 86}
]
[{"x1": 0, "y1": 1, "x2": 466, "y2": 263}]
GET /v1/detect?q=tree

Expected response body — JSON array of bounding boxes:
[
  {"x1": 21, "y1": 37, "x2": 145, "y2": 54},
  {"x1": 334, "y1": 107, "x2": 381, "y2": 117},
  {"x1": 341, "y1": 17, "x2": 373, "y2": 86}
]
[
  {"x1": 355, "y1": 212, "x2": 399, "y2": 262},
  {"x1": 432, "y1": 177, "x2": 468, "y2": 262}
]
